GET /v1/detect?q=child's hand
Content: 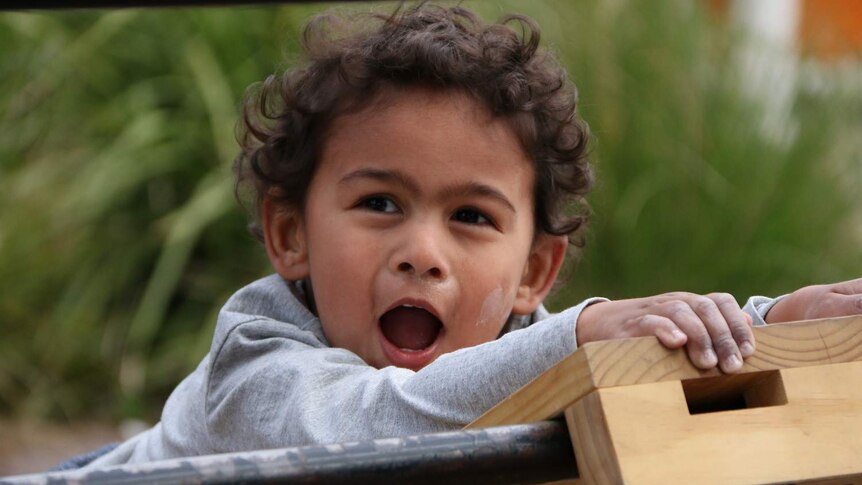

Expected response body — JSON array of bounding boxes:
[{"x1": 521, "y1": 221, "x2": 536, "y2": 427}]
[
  {"x1": 577, "y1": 293, "x2": 754, "y2": 373},
  {"x1": 765, "y1": 277, "x2": 862, "y2": 324}
]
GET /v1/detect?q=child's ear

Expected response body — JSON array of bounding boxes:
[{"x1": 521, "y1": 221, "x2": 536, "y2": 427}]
[
  {"x1": 262, "y1": 197, "x2": 310, "y2": 281},
  {"x1": 511, "y1": 234, "x2": 568, "y2": 315}
]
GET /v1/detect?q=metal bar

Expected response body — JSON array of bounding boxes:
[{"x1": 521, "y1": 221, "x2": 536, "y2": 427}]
[
  {"x1": 1, "y1": 420, "x2": 579, "y2": 485},
  {"x1": 1, "y1": 0, "x2": 367, "y2": 11}
]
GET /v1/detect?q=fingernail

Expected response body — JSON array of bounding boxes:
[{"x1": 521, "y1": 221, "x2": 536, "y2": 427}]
[
  {"x1": 725, "y1": 354, "x2": 742, "y2": 372},
  {"x1": 671, "y1": 329, "x2": 686, "y2": 342},
  {"x1": 740, "y1": 342, "x2": 755, "y2": 357},
  {"x1": 704, "y1": 349, "x2": 718, "y2": 366}
]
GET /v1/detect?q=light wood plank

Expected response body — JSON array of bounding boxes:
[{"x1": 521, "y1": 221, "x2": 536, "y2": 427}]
[
  {"x1": 597, "y1": 361, "x2": 862, "y2": 485},
  {"x1": 564, "y1": 393, "x2": 619, "y2": 485},
  {"x1": 467, "y1": 315, "x2": 862, "y2": 428},
  {"x1": 468, "y1": 343, "x2": 596, "y2": 429}
]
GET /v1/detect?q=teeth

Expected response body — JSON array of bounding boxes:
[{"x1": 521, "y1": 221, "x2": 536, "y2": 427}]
[
  {"x1": 400, "y1": 348, "x2": 420, "y2": 353},
  {"x1": 402, "y1": 304, "x2": 417, "y2": 308}
]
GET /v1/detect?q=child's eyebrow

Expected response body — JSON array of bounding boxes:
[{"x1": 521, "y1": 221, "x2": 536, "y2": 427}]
[
  {"x1": 339, "y1": 168, "x2": 516, "y2": 213},
  {"x1": 339, "y1": 168, "x2": 419, "y2": 193},
  {"x1": 439, "y1": 182, "x2": 516, "y2": 213}
]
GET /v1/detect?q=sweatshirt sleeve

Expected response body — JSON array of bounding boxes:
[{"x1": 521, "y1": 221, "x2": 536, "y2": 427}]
[
  {"x1": 742, "y1": 294, "x2": 787, "y2": 326},
  {"x1": 204, "y1": 304, "x2": 588, "y2": 452}
]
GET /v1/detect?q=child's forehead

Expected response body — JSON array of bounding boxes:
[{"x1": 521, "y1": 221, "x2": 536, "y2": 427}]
[
  {"x1": 325, "y1": 86, "x2": 526, "y2": 156},
  {"x1": 318, "y1": 86, "x2": 536, "y2": 193}
]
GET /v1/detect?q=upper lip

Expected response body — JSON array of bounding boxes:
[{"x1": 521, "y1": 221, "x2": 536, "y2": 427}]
[{"x1": 380, "y1": 298, "x2": 444, "y2": 325}]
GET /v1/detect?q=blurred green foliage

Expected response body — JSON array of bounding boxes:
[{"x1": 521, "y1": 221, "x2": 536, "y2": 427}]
[{"x1": 0, "y1": 1, "x2": 860, "y2": 423}]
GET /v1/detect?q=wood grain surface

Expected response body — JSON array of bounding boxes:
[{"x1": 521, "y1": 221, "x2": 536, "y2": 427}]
[
  {"x1": 467, "y1": 315, "x2": 862, "y2": 429},
  {"x1": 591, "y1": 361, "x2": 862, "y2": 484}
]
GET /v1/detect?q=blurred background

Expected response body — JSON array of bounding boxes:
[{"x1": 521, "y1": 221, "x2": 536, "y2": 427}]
[{"x1": 1, "y1": 0, "x2": 860, "y2": 474}]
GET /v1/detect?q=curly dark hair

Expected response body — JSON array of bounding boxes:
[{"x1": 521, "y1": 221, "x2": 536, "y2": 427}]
[{"x1": 235, "y1": 3, "x2": 593, "y2": 247}]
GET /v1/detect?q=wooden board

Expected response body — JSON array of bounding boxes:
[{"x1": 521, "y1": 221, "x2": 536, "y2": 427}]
[
  {"x1": 467, "y1": 315, "x2": 862, "y2": 429},
  {"x1": 566, "y1": 361, "x2": 862, "y2": 484}
]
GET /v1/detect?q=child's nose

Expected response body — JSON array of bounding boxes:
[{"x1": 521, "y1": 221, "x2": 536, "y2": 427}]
[
  {"x1": 391, "y1": 227, "x2": 449, "y2": 280},
  {"x1": 397, "y1": 261, "x2": 444, "y2": 279}
]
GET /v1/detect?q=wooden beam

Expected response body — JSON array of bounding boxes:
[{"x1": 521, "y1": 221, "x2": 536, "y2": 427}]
[
  {"x1": 467, "y1": 315, "x2": 862, "y2": 428},
  {"x1": 573, "y1": 361, "x2": 862, "y2": 484}
]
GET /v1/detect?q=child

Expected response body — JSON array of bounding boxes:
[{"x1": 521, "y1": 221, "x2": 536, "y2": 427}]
[{"x1": 80, "y1": 3, "x2": 862, "y2": 469}]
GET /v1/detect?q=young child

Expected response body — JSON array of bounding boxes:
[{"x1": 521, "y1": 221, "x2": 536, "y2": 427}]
[{"x1": 80, "y1": 3, "x2": 862, "y2": 469}]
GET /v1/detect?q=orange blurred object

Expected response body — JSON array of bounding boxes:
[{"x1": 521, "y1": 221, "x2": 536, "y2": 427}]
[
  {"x1": 800, "y1": 0, "x2": 862, "y2": 60},
  {"x1": 707, "y1": 0, "x2": 862, "y2": 60}
]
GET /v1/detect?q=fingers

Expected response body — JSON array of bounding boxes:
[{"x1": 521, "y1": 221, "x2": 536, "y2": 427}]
[
  {"x1": 709, "y1": 292, "x2": 756, "y2": 358},
  {"x1": 821, "y1": 292, "x2": 862, "y2": 317},
  {"x1": 830, "y1": 277, "x2": 862, "y2": 296},
  {"x1": 655, "y1": 293, "x2": 752, "y2": 373},
  {"x1": 657, "y1": 300, "x2": 720, "y2": 370},
  {"x1": 691, "y1": 295, "x2": 744, "y2": 373},
  {"x1": 638, "y1": 315, "x2": 688, "y2": 349},
  {"x1": 595, "y1": 291, "x2": 760, "y2": 373}
]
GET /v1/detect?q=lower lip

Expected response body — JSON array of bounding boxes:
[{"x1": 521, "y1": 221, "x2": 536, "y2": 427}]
[{"x1": 378, "y1": 328, "x2": 443, "y2": 371}]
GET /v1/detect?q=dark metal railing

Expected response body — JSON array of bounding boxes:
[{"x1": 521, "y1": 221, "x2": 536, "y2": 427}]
[
  {"x1": 1, "y1": 0, "x2": 362, "y2": 11},
  {"x1": 1, "y1": 420, "x2": 579, "y2": 485}
]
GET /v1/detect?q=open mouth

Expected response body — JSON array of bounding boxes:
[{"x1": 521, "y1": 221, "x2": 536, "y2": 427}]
[{"x1": 379, "y1": 305, "x2": 443, "y2": 352}]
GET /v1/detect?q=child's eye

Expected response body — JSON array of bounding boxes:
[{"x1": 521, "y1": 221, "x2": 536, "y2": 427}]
[
  {"x1": 452, "y1": 208, "x2": 492, "y2": 226},
  {"x1": 360, "y1": 196, "x2": 399, "y2": 213}
]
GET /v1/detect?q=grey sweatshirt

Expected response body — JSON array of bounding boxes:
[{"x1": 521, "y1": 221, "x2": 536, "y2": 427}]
[{"x1": 85, "y1": 275, "x2": 778, "y2": 468}]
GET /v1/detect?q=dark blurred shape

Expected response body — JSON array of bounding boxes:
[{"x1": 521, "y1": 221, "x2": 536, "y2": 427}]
[
  {"x1": 3, "y1": 420, "x2": 578, "y2": 485},
  {"x1": 1, "y1": 0, "x2": 373, "y2": 11}
]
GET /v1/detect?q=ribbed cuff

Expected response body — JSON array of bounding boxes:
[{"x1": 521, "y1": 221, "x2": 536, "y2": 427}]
[{"x1": 742, "y1": 294, "x2": 788, "y2": 326}]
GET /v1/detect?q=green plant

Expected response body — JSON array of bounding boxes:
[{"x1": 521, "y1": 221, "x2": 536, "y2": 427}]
[
  {"x1": 0, "y1": 5, "x2": 315, "y2": 420},
  {"x1": 524, "y1": 0, "x2": 862, "y2": 307}
]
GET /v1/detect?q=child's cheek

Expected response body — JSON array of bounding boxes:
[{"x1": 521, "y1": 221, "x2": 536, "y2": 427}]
[{"x1": 476, "y1": 286, "x2": 507, "y2": 329}]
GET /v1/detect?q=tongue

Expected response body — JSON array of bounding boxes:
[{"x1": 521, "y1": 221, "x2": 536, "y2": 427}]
[{"x1": 380, "y1": 306, "x2": 441, "y2": 350}]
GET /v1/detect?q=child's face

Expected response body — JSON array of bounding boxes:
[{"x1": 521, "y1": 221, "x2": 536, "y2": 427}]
[{"x1": 265, "y1": 87, "x2": 564, "y2": 371}]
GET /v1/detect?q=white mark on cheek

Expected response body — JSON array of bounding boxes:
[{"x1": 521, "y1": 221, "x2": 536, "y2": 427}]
[{"x1": 477, "y1": 287, "x2": 505, "y2": 327}]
